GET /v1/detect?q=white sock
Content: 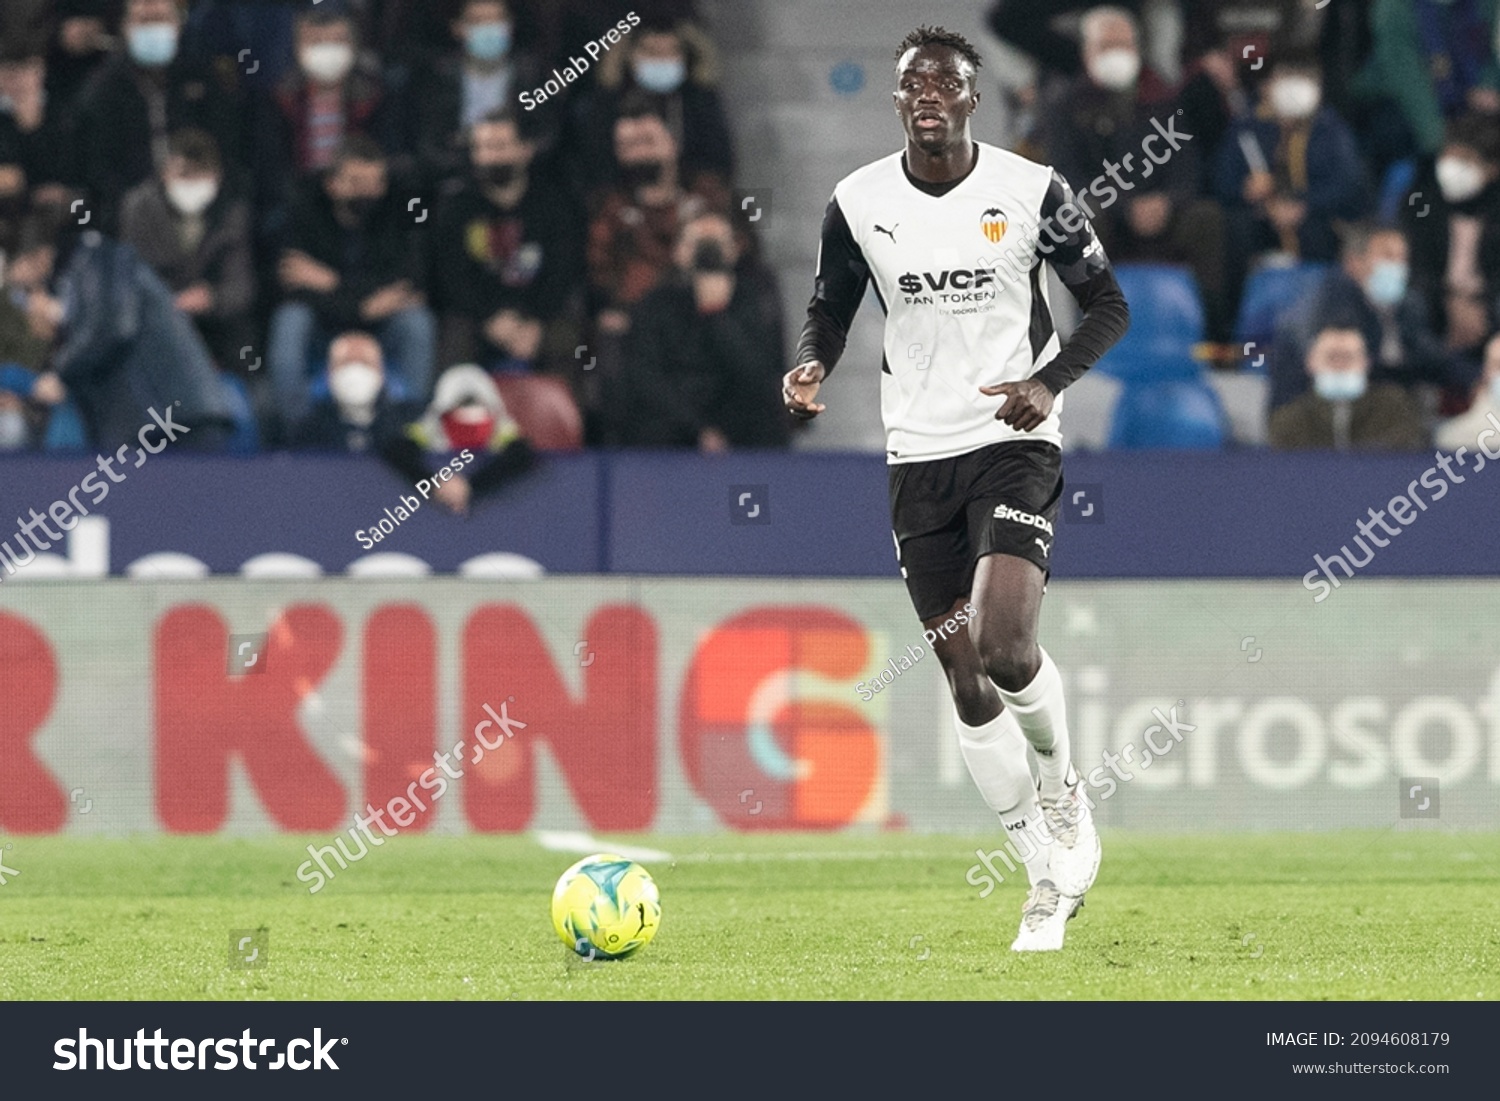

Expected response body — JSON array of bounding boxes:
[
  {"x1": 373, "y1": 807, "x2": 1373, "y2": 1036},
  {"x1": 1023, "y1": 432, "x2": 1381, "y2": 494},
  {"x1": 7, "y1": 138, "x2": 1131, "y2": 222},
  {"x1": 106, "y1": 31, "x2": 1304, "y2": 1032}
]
[
  {"x1": 994, "y1": 646, "x2": 1073, "y2": 801},
  {"x1": 956, "y1": 708, "x2": 1051, "y2": 887},
  {"x1": 998, "y1": 802, "x2": 1053, "y2": 888}
]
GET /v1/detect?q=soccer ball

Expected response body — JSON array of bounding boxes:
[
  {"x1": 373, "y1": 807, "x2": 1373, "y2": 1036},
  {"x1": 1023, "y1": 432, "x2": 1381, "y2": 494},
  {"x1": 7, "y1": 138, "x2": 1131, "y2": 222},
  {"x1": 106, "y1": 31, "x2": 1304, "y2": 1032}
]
[{"x1": 550, "y1": 854, "x2": 661, "y2": 960}]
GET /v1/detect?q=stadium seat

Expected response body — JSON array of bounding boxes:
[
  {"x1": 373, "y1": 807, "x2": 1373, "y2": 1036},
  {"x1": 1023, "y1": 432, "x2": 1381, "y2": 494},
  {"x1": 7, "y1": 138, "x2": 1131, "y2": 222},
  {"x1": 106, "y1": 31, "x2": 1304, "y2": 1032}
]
[
  {"x1": 1096, "y1": 264, "x2": 1205, "y2": 383},
  {"x1": 43, "y1": 401, "x2": 89, "y2": 452},
  {"x1": 221, "y1": 375, "x2": 261, "y2": 455},
  {"x1": 1107, "y1": 378, "x2": 1227, "y2": 450},
  {"x1": 1233, "y1": 262, "x2": 1332, "y2": 363},
  {"x1": 1058, "y1": 370, "x2": 1123, "y2": 452},
  {"x1": 493, "y1": 375, "x2": 584, "y2": 452},
  {"x1": 1378, "y1": 158, "x2": 1418, "y2": 223},
  {"x1": 1205, "y1": 370, "x2": 1270, "y2": 447}
]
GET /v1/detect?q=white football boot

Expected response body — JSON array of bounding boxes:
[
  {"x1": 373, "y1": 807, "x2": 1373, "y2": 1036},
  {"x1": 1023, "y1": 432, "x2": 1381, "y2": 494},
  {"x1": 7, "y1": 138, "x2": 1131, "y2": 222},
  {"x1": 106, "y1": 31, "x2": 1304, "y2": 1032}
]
[
  {"x1": 1009, "y1": 879, "x2": 1077, "y2": 952},
  {"x1": 1039, "y1": 771, "x2": 1101, "y2": 899}
]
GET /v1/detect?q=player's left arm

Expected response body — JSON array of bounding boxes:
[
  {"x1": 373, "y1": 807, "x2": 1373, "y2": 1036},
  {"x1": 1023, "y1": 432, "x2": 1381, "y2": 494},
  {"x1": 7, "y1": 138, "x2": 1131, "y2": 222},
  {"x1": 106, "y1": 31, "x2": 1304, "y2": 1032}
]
[{"x1": 983, "y1": 171, "x2": 1130, "y2": 430}]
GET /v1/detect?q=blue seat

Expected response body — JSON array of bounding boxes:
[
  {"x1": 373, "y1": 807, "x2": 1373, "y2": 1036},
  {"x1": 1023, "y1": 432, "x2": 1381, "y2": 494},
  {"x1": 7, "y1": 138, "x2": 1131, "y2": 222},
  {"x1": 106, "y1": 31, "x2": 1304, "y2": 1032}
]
[
  {"x1": 221, "y1": 374, "x2": 261, "y2": 455},
  {"x1": 1107, "y1": 378, "x2": 1226, "y2": 450},
  {"x1": 1234, "y1": 262, "x2": 1332, "y2": 365},
  {"x1": 1378, "y1": 158, "x2": 1418, "y2": 223},
  {"x1": 43, "y1": 400, "x2": 89, "y2": 452},
  {"x1": 1097, "y1": 264, "x2": 1205, "y2": 383}
]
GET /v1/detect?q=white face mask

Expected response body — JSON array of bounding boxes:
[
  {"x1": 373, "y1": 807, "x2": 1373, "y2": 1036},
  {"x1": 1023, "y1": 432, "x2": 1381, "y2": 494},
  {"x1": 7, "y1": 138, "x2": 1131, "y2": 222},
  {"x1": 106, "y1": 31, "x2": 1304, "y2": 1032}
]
[
  {"x1": 1436, "y1": 155, "x2": 1487, "y2": 204},
  {"x1": 1271, "y1": 75, "x2": 1321, "y2": 120},
  {"x1": 1488, "y1": 376, "x2": 1500, "y2": 407},
  {"x1": 127, "y1": 23, "x2": 179, "y2": 68},
  {"x1": 166, "y1": 178, "x2": 218, "y2": 216},
  {"x1": 1314, "y1": 370, "x2": 1367, "y2": 403},
  {"x1": 330, "y1": 362, "x2": 383, "y2": 407},
  {"x1": 301, "y1": 42, "x2": 356, "y2": 85},
  {"x1": 0, "y1": 407, "x2": 29, "y2": 450},
  {"x1": 1088, "y1": 48, "x2": 1140, "y2": 92}
]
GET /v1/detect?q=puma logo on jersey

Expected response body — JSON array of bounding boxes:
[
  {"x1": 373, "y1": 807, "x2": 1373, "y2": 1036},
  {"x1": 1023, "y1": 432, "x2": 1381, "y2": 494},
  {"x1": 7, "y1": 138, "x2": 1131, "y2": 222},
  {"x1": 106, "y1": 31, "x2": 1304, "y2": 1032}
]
[
  {"x1": 874, "y1": 223, "x2": 898, "y2": 243},
  {"x1": 1035, "y1": 537, "x2": 1050, "y2": 558}
]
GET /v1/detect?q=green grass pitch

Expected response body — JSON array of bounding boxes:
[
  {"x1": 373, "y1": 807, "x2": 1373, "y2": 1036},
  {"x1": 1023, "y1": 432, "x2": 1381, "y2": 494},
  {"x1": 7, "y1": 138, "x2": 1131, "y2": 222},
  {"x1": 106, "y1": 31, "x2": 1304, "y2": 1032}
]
[{"x1": 1, "y1": 831, "x2": 1496, "y2": 1000}]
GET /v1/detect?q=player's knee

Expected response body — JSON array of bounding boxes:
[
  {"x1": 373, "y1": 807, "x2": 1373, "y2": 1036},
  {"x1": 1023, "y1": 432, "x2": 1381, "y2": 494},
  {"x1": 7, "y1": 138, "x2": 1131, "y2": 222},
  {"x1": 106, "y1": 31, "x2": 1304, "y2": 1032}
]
[
  {"x1": 979, "y1": 638, "x2": 1039, "y2": 692},
  {"x1": 948, "y1": 673, "x2": 996, "y2": 725}
]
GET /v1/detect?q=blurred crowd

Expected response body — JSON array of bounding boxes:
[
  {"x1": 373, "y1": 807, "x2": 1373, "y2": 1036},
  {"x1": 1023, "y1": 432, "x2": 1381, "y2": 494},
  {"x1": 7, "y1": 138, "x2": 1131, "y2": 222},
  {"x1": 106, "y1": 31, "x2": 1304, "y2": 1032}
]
[
  {"x1": 2, "y1": 0, "x2": 1498, "y2": 464},
  {"x1": 0, "y1": 0, "x2": 788, "y2": 475},
  {"x1": 995, "y1": 0, "x2": 1500, "y2": 452}
]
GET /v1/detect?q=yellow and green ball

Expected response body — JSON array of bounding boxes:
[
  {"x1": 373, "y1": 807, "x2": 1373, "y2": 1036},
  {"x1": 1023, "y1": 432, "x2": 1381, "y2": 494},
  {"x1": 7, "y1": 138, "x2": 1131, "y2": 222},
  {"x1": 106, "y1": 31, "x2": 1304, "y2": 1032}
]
[{"x1": 550, "y1": 854, "x2": 661, "y2": 960}]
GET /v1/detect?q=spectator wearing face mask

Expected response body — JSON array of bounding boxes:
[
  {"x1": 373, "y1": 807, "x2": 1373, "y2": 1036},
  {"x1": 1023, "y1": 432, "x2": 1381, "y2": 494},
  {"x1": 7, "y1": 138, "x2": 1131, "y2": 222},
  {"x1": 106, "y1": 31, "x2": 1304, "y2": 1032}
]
[
  {"x1": 412, "y1": 0, "x2": 556, "y2": 187},
  {"x1": 1177, "y1": 0, "x2": 1327, "y2": 117},
  {"x1": 1406, "y1": 113, "x2": 1500, "y2": 356},
  {"x1": 538, "y1": 0, "x2": 700, "y2": 67},
  {"x1": 1270, "y1": 325, "x2": 1428, "y2": 450},
  {"x1": 429, "y1": 110, "x2": 583, "y2": 372},
  {"x1": 1436, "y1": 333, "x2": 1500, "y2": 449},
  {"x1": 586, "y1": 97, "x2": 729, "y2": 336},
  {"x1": 1271, "y1": 223, "x2": 1464, "y2": 409},
  {"x1": 1037, "y1": 7, "x2": 1230, "y2": 338},
  {"x1": 1215, "y1": 55, "x2": 1371, "y2": 315},
  {"x1": 290, "y1": 330, "x2": 424, "y2": 454},
  {"x1": 575, "y1": 16, "x2": 735, "y2": 193},
  {"x1": 983, "y1": 0, "x2": 1146, "y2": 82},
  {"x1": 69, "y1": 0, "x2": 242, "y2": 234},
  {"x1": 268, "y1": 137, "x2": 435, "y2": 436},
  {"x1": 253, "y1": 5, "x2": 405, "y2": 243},
  {"x1": 382, "y1": 362, "x2": 537, "y2": 516},
  {"x1": 582, "y1": 97, "x2": 729, "y2": 440},
  {"x1": 119, "y1": 128, "x2": 254, "y2": 372},
  {"x1": 609, "y1": 211, "x2": 788, "y2": 450}
]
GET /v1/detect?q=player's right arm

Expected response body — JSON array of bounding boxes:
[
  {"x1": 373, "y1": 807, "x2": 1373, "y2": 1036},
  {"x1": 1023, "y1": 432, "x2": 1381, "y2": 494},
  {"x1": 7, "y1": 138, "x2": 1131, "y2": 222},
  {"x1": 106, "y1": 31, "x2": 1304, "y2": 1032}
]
[{"x1": 788, "y1": 195, "x2": 871, "y2": 420}]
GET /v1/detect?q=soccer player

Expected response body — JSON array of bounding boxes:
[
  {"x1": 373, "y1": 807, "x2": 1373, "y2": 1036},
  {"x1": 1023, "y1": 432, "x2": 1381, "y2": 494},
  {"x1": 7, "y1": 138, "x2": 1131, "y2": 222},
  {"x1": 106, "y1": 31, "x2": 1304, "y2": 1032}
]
[{"x1": 787, "y1": 26, "x2": 1130, "y2": 951}]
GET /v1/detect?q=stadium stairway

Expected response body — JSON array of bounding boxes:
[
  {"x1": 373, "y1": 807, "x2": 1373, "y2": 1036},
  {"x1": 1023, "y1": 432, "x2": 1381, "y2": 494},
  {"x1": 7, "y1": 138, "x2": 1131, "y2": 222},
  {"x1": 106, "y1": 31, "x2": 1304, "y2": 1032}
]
[{"x1": 706, "y1": 0, "x2": 1002, "y2": 452}]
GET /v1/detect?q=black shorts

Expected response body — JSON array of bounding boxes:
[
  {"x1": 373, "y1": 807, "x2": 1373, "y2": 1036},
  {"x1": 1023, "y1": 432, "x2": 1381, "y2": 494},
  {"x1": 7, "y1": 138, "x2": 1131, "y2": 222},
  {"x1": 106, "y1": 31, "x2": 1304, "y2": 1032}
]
[{"x1": 888, "y1": 439, "x2": 1063, "y2": 621}]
